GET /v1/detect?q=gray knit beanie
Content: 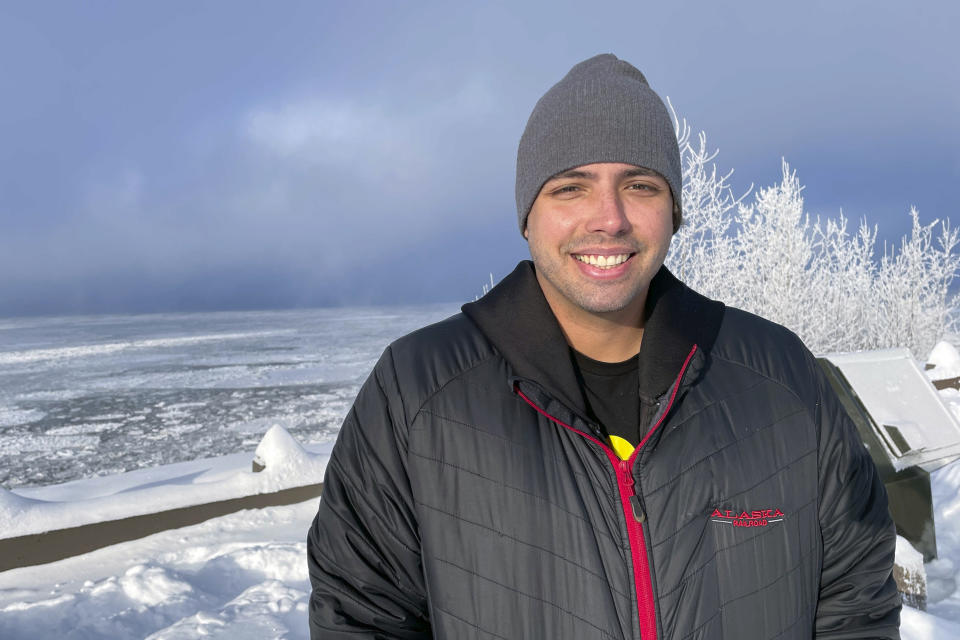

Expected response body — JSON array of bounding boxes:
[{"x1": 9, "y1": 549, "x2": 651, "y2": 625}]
[{"x1": 516, "y1": 54, "x2": 682, "y2": 233}]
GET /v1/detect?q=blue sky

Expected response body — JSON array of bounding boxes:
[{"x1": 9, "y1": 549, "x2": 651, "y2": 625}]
[{"x1": 1, "y1": 1, "x2": 957, "y2": 316}]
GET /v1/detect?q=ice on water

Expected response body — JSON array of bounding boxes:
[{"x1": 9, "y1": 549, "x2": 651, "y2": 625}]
[{"x1": 0, "y1": 304, "x2": 458, "y2": 489}]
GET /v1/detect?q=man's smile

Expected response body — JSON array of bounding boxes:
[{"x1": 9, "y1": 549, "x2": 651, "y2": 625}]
[{"x1": 572, "y1": 253, "x2": 634, "y2": 269}]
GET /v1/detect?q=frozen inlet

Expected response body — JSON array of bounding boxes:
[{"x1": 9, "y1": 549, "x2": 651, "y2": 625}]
[{"x1": 818, "y1": 348, "x2": 960, "y2": 561}]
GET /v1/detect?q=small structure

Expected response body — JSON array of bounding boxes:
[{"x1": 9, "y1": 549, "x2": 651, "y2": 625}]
[{"x1": 818, "y1": 348, "x2": 960, "y2": 562}]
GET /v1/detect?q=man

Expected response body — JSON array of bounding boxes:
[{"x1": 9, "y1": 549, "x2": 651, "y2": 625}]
[{"x1": 307, "y1": 54, "x2": 900, "y2": 639}]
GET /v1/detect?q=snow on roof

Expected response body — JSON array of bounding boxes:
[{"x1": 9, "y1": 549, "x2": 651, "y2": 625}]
[{"x1": 824, "y1": 348, "x2": 960, "y2": 471}]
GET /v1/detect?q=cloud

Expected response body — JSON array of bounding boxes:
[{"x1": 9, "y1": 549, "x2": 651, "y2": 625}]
[
  {"x1": 0, "y1": 75, "x2": 520, "y2": 316},
  {"x1": 229, "y1": 77, "x2": 510, "y2": 250},
  {"x1": 245, "y1": 100, "x2": 412, "y2": 159},
  {"x1": 242, "y1": 75, "x2": 498, "y2": 170},
  {"x1": 81, "y1": 169, "x2": 144, "y2": 221}
]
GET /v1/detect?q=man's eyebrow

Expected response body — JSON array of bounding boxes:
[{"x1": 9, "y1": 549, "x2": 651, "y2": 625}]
[
  {"x1": 548, "y1": 169, "x2": 596, "y2": 181},
  {"x1": 620, "y1": 167, "x2": 660, "y2": 178},
  {"x1": 545, "y1": 167, "x2": 662, "y2": 182}
]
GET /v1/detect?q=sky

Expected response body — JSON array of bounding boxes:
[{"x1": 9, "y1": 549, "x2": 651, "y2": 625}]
[{"x1": 1, "y1": 0, "x2": 957, "y2": 316}]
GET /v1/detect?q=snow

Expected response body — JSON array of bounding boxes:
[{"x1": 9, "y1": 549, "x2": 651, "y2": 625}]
[
  {"x1": 0, "y1": 427, "x2": 332, "y2": 539},
  {"x1": 0, "y1": 499, "x2": 316, "y2": 639},
  {"x1": 6, "y1": 452, "x2": 960, "y2": 639},
  {"x1": 899, "y1": 535, "x2": 926, "y2": 575},
  {"x1": 928, "y1": 341, "x2": 960, "y2": 380},
  {"x1": 5, "y1": 353, "x2": 960, "y2": 636},
  {"x1": 902, "y1": 607, "x2": 960, "y2": 640},
  {"x1": 823, "y1": 349, "x2": 960, "y2": 470},
  {"x1": 0, "y1": 331, "x2": 289, "y2": 366},
  {"x1": 7, "y1": 462, "x2": 960, "y2": 639},
  {"x1": 252, "y1": 425, "x2": 325, "y2": 482},
  {"x1": 0, "y1": 407, "x2": 45, "y2": 427},
  {"x1": 0, "y1": 304, "x2": 457, "y2": 489}
]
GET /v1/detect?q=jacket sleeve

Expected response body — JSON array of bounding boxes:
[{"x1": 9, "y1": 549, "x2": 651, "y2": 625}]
[
  {"x1": 307, "y1": 346, "x2": 431, "y2": 639},
  {"x1": 812, "y1": 356, "x2": 902, "y2": 639}
]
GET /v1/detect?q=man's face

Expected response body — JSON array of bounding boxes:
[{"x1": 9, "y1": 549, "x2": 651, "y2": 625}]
[{"x1": 524, "y1": 162, "x2": 674, "y2": 320}]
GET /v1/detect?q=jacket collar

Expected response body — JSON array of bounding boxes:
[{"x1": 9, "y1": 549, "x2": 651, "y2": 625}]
[{"x1": 462, "y1": 260, "x2": 725, "y2": 418}]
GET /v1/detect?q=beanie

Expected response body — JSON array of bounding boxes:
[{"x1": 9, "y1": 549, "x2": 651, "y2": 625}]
[{"x1": 515, "y1": 54, "x2": 682, "y2": 233}]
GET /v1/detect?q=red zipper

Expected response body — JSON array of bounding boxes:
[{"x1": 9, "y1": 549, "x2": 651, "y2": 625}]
[{"x1": 515, "y1": 344, "x2": 697, "y2": 640}]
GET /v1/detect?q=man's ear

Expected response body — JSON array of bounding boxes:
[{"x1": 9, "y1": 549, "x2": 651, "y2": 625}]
[{"x1": 522, "y1": 227, "x2": 529, "y2": 240}]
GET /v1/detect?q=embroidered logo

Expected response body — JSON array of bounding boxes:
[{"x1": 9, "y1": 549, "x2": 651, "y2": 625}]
[{"x1": 710, "y1": 507, "x2": 785, "y2": 528}]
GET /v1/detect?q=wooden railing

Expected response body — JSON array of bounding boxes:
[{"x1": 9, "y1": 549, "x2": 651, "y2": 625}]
[{"x1": 0, "y1": 482, "x2": 322, "y2": 572}]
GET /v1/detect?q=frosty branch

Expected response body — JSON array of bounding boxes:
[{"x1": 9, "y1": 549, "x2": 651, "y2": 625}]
[{"x1": 664, "y1": 105, "x2": 958, "y2": 359}]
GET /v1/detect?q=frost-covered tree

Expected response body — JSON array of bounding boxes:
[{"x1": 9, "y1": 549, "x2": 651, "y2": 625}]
[{"x1": 665, "y1": 108, "x2": 959, "y2": 359}]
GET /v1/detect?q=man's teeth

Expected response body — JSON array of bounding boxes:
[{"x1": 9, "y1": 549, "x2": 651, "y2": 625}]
[{"x1": 575, "y1": 254, "x2": 630, "y2": 268}]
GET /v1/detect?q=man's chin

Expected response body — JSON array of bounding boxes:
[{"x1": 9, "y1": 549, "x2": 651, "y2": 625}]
[{"x1": 565, "y1": 286, "x2": 646, "y2": 316}]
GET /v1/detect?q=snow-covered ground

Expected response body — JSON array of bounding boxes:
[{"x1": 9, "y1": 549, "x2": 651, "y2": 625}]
[
  {"x1": 4, "y1": 457, "x2": 960, "y2": 639},
  {"x1": 0, "y1": 497, "x2": 318, "y2": 639},
  {"x1": 0, "y1": 425, "x2": 328, "y2": 639},
  {"x1": 2, "y1": 336, "x2": 960, "y2": 637}
]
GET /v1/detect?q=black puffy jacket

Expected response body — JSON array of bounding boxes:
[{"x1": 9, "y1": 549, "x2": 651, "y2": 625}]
[{"x1": 307, "y1": 261, "x2": 900, "y2": 639}]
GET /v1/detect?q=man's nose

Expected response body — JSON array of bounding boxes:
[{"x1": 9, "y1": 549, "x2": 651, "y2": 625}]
[{"x1": 586, "y1": 189, "x2": 631, "y2": 235}]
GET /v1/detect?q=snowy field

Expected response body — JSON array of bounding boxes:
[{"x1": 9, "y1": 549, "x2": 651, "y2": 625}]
[
  {"x1": 0, "y1": 425, "x2": 329, "y2": 639},
  {"x1": 0, "y1": 495, "x2": 319, "y2": 639},
  {"x1": 3, "y1": 455, "x2": 960, "y2": 639},
  {"x1": 2, "y1": 311, "x2": 960, "y2": 638}
]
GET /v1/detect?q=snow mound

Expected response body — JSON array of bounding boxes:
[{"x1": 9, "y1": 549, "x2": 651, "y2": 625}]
[
  {"x1": 928, "y1": 341, "x2": 960, "y2": 379},
  {"x1": 119, "y1": 565, "x2": 193, "y2": 608},
  {"x1": 253, "y1": 425, "x2": 310, "y2": 473},
  {"x1": 146, "y1": 580, "x2": 308, "y2": 639},
  {"x1": 252, "y1": 425, "x2": 327, "y2": 493}
]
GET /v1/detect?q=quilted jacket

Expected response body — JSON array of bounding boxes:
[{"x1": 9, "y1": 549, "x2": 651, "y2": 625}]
[{"x1": 307, "y1": 261, "x2": 901, "y2": 639}]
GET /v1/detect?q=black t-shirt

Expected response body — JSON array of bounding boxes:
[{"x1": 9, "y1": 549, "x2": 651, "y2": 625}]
[{"x1": 571, "y1": 348, "x2": 640, "y2": 446}]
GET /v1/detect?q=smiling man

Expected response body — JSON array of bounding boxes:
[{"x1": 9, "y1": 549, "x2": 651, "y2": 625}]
[
  {"x1": 307, "y1": 54, "x2": 900, "y2": 639},
  {"x1": 525, "y1": 162, "x2": 674, "y2": 361}
]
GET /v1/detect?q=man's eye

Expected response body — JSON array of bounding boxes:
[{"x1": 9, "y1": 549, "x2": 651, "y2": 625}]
[
  {"x1": 628, "y1": 183, "x2": 657, "y2": 192},
  {"x1": 552, "y1": 185, "x2": 581, "y2": 195}
]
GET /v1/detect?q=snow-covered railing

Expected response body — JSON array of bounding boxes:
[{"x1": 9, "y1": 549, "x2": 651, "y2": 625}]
[{"x1": 0, "y1": 426, "x2": 330, "y2": 571}]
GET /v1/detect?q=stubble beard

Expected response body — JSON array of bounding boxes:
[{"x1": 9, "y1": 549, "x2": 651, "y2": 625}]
[{"x1": 530, "y1": 239, "x2": 653, "y2": 315}]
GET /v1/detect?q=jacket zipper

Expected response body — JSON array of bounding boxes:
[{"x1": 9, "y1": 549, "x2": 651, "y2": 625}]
[{"x1": 515, "y1": 344, "x2": 697, "y2": 640}]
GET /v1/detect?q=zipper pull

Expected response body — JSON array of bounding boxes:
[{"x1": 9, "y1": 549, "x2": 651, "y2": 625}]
[
  {"x1": 617, "y1": 459, "x2": 634, "y2": 488},
  {"x1": 629, "y1": 495, "x2": 646, "y2": 523}
]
